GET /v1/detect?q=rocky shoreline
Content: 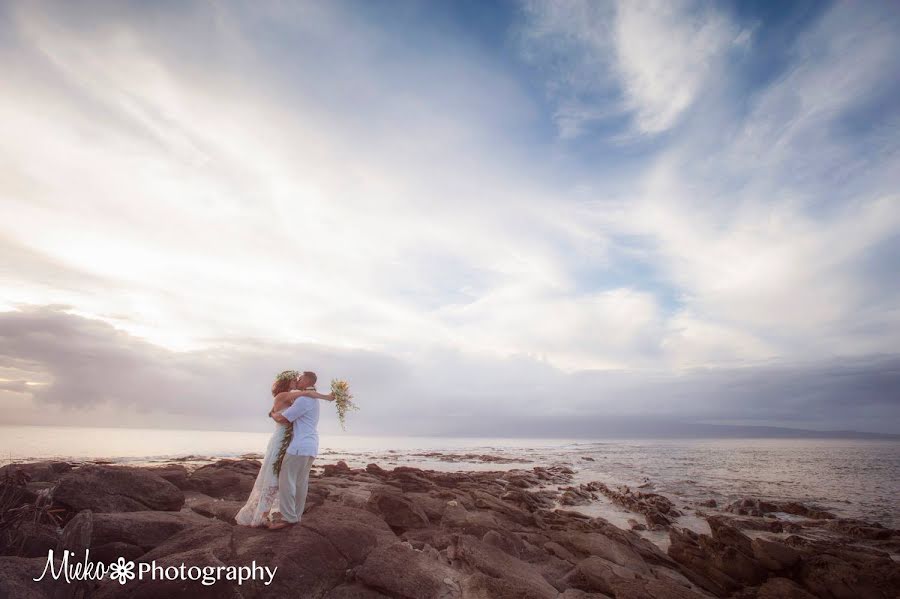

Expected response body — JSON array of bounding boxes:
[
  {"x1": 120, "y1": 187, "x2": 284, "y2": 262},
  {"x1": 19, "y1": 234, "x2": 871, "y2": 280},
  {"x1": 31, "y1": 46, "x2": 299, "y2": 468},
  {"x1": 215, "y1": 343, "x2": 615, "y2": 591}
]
[{"x1": 1, "y1": 458, "x2": 898, "y2": 598}]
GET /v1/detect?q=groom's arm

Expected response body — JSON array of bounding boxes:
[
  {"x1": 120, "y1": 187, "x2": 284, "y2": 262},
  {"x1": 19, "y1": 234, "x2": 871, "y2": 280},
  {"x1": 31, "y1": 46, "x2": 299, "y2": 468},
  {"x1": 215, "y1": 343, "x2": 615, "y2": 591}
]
[{"x1": 272, "y1": 398, "x2": 311, "y2": 423}]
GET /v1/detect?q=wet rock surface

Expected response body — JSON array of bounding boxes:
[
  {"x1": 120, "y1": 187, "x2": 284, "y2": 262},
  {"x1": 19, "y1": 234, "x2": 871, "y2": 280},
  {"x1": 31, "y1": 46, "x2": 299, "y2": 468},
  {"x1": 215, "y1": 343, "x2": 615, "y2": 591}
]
[
  {"x1": 724, "y1": 499, "x2": 837, "y2": 521},
  {"x1": 0, "y1": 459, "x2": 896, "y2": 598},
  {"x1": 592, "y1": 482, "x2": 682, "y2": 529},
  {"x1": 410, "y1": 452, "x2": 531, "y2": 464}
]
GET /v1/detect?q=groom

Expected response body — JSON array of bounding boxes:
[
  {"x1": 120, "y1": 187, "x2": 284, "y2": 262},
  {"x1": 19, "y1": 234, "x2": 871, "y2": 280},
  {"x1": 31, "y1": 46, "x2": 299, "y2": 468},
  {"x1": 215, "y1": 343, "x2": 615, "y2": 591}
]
[{"x1": 269, "y1": 371, "x2": 320, "y2": 531}]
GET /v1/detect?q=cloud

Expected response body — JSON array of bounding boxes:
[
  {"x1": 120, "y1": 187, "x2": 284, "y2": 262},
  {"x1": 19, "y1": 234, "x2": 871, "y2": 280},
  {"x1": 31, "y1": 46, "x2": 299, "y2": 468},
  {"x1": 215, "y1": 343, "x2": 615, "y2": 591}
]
[
  {"x1": 576, "y1": 1, "x2": 900, "y2": 366},
  {"x1": 0, "y1": 380, "x2": 30, "y2": 393},
  {"x1": 0, "y1": 0, "x2": 592, "y2": 361},
  {"x1": 611, "y1": 0, "x2": 741, "y2": 134},
  {"x1": 0, "y1": 0, "x2": 898, "y2": 437},
  {"x1": 517, "y1": 0, "x2": 744, "y2": 137},
  {"x1": 1, "y1": 306, "x2": 897, "y2": 435},
  {"x1": 0, "y1": 306, "x2": 408, "y2": 432}
]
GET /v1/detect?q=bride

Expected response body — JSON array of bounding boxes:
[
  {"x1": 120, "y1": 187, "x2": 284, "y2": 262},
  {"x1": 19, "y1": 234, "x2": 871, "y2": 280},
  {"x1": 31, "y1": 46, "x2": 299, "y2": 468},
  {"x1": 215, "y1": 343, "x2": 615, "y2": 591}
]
[{"x1": 235, "y1": 370, "x2": 333, "y2": 527}]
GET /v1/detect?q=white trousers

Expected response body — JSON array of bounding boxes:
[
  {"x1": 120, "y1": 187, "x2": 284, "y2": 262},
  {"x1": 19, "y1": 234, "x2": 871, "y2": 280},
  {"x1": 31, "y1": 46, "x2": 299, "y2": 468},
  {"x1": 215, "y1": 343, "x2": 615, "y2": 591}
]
[{"x1": 278, "y1": 454, "x2": 314, "y2": 523}]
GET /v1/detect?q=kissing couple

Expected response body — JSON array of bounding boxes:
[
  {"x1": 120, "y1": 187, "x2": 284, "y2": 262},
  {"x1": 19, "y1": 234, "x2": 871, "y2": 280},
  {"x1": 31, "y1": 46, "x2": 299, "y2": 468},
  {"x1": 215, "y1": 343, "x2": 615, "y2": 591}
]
[{"x1": 235, "y1": 370, "x2": 334, "y2": 530}]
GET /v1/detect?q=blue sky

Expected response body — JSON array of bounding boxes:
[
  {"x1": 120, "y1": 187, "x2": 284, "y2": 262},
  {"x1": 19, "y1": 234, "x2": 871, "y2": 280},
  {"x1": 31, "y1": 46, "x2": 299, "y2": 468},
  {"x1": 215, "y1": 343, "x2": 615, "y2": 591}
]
[{"x1": 0, "y1": 0, "x2": 898, "y2": 434}]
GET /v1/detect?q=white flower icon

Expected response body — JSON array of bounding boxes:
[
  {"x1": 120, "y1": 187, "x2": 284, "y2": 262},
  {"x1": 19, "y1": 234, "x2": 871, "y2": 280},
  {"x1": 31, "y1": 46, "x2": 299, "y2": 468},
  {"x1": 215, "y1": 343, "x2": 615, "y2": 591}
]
[{"x1": 108, "y1": 557, "x2": 135, "y2": 585}]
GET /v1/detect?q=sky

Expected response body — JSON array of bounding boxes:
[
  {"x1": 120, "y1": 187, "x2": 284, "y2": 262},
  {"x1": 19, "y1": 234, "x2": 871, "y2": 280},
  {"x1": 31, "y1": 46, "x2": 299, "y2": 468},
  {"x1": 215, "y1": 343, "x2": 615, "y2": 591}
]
[{"x1": 1, "y1": 0, "x2": 899, "y2": 436}]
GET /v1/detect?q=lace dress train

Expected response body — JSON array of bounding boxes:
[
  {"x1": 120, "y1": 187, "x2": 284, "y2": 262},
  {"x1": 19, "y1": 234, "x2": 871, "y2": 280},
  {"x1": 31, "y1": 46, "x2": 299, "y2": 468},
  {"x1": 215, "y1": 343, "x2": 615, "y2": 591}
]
[{"x1": 235, "y1": 422, "x2": 288, "y2": 527}]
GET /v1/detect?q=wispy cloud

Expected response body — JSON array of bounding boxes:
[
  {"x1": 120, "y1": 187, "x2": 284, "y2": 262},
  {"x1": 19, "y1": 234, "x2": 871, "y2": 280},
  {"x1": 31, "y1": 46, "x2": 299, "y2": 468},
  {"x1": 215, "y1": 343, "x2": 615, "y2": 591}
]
[{"x1": 518, "y1": 0, "x2": 745, "y2": 137}]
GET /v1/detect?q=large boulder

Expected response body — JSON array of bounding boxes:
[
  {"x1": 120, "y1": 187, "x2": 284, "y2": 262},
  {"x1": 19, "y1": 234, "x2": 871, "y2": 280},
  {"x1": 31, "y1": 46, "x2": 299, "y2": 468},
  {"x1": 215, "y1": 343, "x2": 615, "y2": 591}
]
[
  {"x1": 301, "y1": 504, "x2": 397, "y2": 565},
  {"x1": 91, "y1": 511, "x2": 207, "y2": 552},
  {"x1": 562, "y1": 556, "x2": 639, "y2": 595},
  {"x1": 449, "y1": 534, "x2": 557, "y2": 599},
  {"x1": 189, "y1": 499, "x2": 244, "y2": 524},
  {"x1": 460, "y1": 572, "x2": 555, "y2": 599},
  {"x1": 143, "y1": 465, "x2": 190, "y2": 490},
  {"x1": 366, "y1": 489, "x2": 430, "y2": 531},
  {"x1": 0, "y1": 462, "x2": 73, "y2": 484},
  {"x1": 324, "y1": 583, "x2": 391, "y2": 598},
  {"x1": 441, "y1": 502, "x2": 503, "y2": 537},
  {"x1": 667, "y1": 527, "x2": 740, "y2": 597},
  {"x1": 139, "y1": 520, "x2": 234, "y2": 563},
  {"x1": 0, "y1": 556, "x2": 57, "y2": 599},
  {"x1": 354, "y1": 542, "x2": 460, "y2": 599},
  {"x1": 756, "y1": 577, "x2": 818, "y2": 599},
  {"x1": 57, "y1": 510, "x2": 92, "y2": 557},
  {"x1": 607, "y1": 577, "x2": 708, "y2": 599},
  {"x1": 751, "y1": 538, "x2": 801, "y2": 572},
  {"x1": 549, "y1": 530, "x2": 653, "y2": 575},
  {"x1": 0, "y1": 521, "x2": 59, "y2": 558},
  {"x1": 705, "y1": 517, "x2": 768, "y2": 586},
  {"x1": 470, "y1": 490, "x2": 535, "y2": 527},
  {"x1": 797, "y1": 554, "x2": 886, "y2": 599},
  {"x1": 185, "y1": 460, "x2": 259, "y2": 501},
  {"x1": 228, "y1": 522, "x2": 348, "y2": 598},
  {"x1": 667, "y1": 517, "x2": 769, "y2": 597},
  {"x1": 91, "y1": 541, "x2": 145, "y2": 565},
  {"x1": 52, "y1": 466, "x2": 184, "y2": 512},
  {"x1": 481, "y1": 529, "x2": 527, "y2": 559},
  {"x1": 558, "y1": 590, "x2": 612, "y2": 599}
]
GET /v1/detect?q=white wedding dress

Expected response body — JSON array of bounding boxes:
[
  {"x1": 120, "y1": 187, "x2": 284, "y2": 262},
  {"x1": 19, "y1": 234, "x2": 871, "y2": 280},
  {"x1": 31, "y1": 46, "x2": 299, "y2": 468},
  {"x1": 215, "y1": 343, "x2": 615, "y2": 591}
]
[{"x1": 235, "y1": 421, "x2": 289, "y2": 527}]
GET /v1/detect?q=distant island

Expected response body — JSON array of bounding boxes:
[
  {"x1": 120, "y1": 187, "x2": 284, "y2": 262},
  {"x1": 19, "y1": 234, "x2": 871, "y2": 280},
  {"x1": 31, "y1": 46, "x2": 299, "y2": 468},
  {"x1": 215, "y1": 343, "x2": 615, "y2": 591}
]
[{"x1": 435, "y1": 419, "x2": 900, "y2": 441}]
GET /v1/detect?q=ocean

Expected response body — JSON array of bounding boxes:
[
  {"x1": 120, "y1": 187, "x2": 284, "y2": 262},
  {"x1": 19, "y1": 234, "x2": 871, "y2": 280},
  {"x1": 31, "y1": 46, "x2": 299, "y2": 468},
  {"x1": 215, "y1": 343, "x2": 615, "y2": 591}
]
[{"x1": 1, "y1": 425, "x2": 898, "y2": 535}]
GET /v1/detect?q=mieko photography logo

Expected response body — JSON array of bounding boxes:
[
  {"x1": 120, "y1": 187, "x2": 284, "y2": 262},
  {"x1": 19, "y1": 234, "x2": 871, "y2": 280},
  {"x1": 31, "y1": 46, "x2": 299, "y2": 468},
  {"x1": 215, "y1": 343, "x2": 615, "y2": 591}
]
[{"x1": 34, "y1": 549, "x2": 277, "y2": 587}]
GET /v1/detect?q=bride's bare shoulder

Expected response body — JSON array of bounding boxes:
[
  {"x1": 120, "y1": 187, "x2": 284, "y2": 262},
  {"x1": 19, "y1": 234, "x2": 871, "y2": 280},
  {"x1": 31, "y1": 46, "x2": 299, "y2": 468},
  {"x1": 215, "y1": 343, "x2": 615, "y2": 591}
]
[{"x1": 272, "y1": 392, "x2": 295, "y2": 410}]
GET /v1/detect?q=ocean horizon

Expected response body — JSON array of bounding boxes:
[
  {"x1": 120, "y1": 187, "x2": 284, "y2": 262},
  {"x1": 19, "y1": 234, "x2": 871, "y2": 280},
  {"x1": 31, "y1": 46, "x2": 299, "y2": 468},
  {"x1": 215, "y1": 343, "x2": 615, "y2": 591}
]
[
  {"x1": 2, "y1": 424, "x2": 898, "y2": 464},
  {"x1": 3, "y1": 425, "x2": 897, "y2": 531}
]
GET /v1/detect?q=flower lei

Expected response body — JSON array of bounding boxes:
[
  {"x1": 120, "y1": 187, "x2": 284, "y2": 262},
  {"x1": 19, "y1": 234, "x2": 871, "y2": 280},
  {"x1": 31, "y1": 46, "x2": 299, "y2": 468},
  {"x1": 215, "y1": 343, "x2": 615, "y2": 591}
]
[{"x1": 272, "y1": 385, "x2": 315, "y2": 477}]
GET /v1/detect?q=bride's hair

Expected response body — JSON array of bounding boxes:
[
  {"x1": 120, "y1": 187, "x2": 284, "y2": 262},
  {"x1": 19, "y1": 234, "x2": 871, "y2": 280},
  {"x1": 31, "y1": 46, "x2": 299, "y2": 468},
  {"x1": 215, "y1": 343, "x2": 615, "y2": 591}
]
[{"x1": 271, "y1": 377, "x2": 293, "y2": 396}]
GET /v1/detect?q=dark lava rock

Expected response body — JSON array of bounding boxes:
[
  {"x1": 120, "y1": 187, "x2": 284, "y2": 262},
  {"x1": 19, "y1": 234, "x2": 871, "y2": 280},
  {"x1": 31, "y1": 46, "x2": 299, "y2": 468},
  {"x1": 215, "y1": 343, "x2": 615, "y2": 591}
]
[
  {"x1": 450, "y1": 534, "x2": 557, "y2": 599},
  {"x1": 0, "y1": 556, "x2": 58, "y2": 599},
  {"x1": 725, "y1": 498, "x2": 835, "y2": 520},
  {"x1": 366, "y1": 488, "x2": 430, "y2": 531},
  {"x1": 4, "y1": 458, "x2": 898, "y2": 599},
  {"x1": 0, "y1": 462, "x2": 73, "y2": 484},
  {"x1": 0, "y1": 521, "x2": 58, "y2": 558},
  {"x1": 592, "y1": 482, "x2": 681, "y2": 529},
  {"x1": 143, "y1": 464, "x2": 190, "y2": 490},
  {"x1": 91, "y1": 511, "x2": 207, "y2": 552},
  {"x1": 356, "y1": 542, "x2": 460, "y2": 599},
  {"x1": 185, "y1": 459, "x2": 260, "y2": 501},
  {"x1": 53, "y1": 466, "x2": 184, "y2": 512},
  {"x1": 189, "y1": 499, "x2": 244, "y2": 524},
  {"x1": 755, "y1": 577, "x2": 818, "y2": 599}
]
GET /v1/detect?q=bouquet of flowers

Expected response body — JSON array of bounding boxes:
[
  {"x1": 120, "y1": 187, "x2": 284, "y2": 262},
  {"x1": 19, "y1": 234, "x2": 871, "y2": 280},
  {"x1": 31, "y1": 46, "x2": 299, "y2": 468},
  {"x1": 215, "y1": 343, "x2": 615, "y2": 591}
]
[{"x1": 331, "y1": 379, "x2": 358, "y2": 430}]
